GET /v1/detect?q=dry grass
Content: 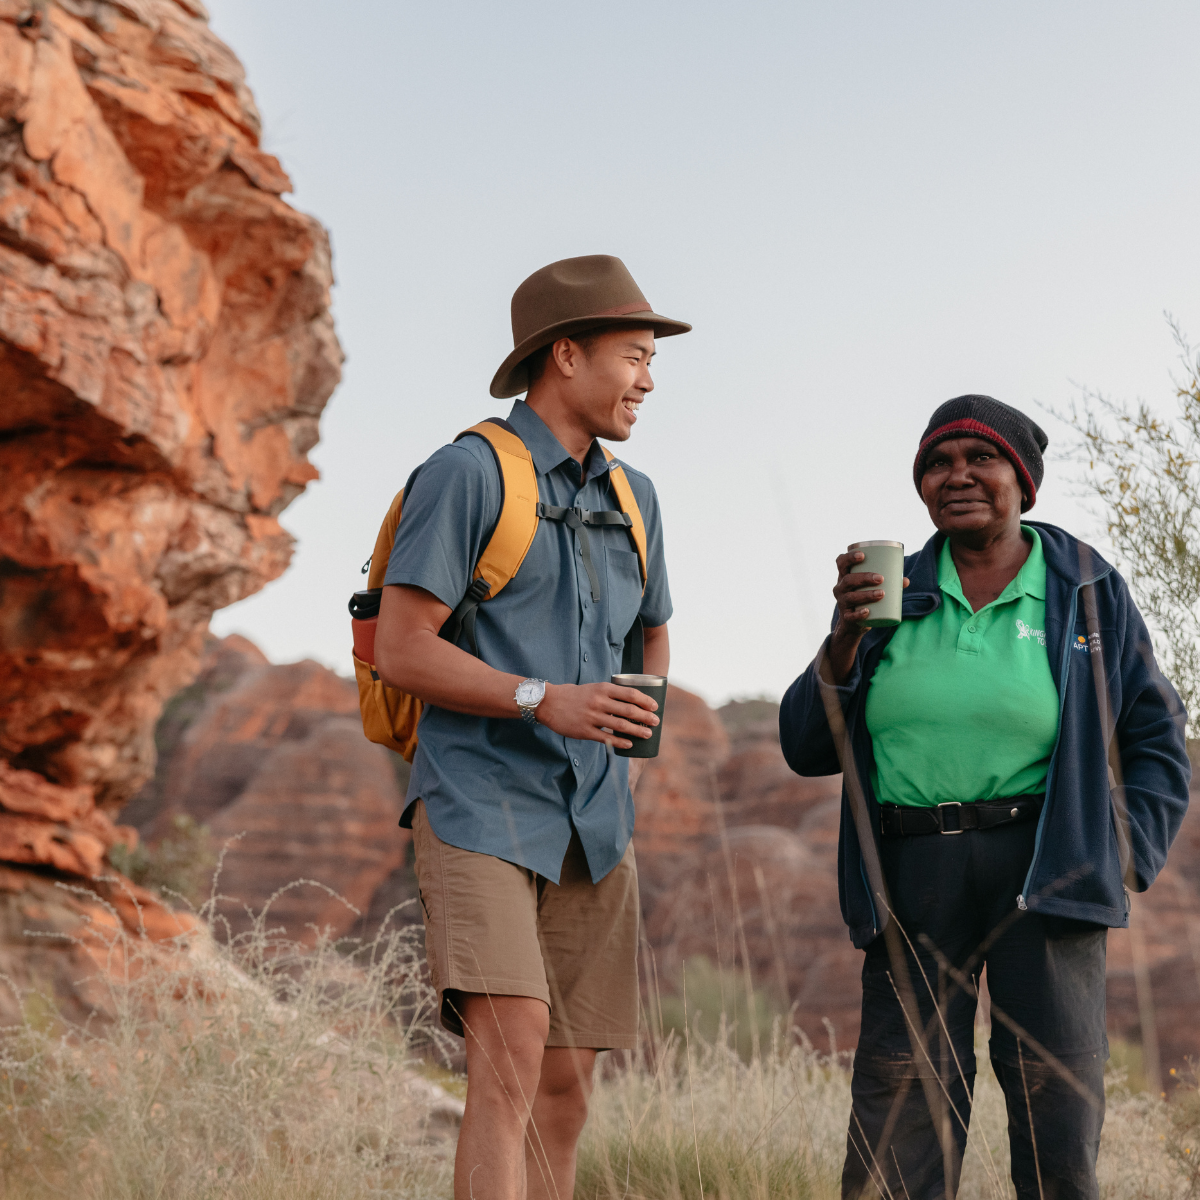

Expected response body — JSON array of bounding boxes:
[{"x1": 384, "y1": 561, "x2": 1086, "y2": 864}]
[
  {"x1": 0, "y1": 884, "x2": 1195, "y2": 1199},
  {"x1": 0, "y1": 879, "x2": 458, "y2": 1200},
  {"x1": 576, "y1": 1015, "x2": 1198, "y2": 1200}
]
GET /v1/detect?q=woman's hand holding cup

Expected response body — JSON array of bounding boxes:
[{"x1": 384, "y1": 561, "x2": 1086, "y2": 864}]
[{"x1": 827, "y1": 547, "x2": 909, "y2": 684}]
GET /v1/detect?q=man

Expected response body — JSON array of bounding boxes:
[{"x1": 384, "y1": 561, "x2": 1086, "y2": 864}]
[{"x1": 374, "y1": 255, "x2": 690, "y2": 1199}]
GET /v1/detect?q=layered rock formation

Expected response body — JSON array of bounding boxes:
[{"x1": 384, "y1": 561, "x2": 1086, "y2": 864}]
[
  {"x1": 124, "y1": 635, "x2": 408, "y2": 943},
  {"x1": 0, "y1": 0, "x2": 342, "y2": 937},
  {"x1": 125, "y1": 652, "x2": 1200, "y2": 1073},
  {"x1": 635, "y1": 693, "x2": 857, "y2": 1047}
]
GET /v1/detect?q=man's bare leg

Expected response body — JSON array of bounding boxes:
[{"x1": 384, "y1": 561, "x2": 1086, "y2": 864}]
[
  {"x1": 455, "y1": 993, "x2": 550, "y2": 1200},
  {"x1": 525, "y1": 1046, "x2": 598, "y2": 1200}
]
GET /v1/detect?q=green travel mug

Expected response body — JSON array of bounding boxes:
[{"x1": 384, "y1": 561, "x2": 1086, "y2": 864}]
[
  {"x1": 612, "y1": 673, "x2": 667, "y2": 758},
  {"x1": 848, "y1": 540, "x2": 905, "y2": 628}
]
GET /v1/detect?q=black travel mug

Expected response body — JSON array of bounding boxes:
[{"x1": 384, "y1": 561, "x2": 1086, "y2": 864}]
[{"x1": 611, "y1": 673, "x2": 667, "y2": 758}]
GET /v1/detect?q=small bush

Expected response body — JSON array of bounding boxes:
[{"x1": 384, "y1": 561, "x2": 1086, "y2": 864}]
[
  {"x1": 652, "y1": 956, "x2": 783, "y2": 1065},
  {"x1": 1165, "y1": 1065, "x2": 1200, "y2": 1197},
  {"x1": 108, "y1": 814, "x2": 216, "y2": 907}
]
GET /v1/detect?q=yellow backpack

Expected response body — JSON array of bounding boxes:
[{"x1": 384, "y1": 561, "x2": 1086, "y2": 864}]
[{"x1": 349, "y1": 418, "x2": 648, "y2": 761}]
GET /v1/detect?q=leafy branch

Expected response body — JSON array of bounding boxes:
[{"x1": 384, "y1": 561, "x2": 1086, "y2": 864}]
[{"x1": 1055, "y1": 316, "x2": 1200, "y2": 735}]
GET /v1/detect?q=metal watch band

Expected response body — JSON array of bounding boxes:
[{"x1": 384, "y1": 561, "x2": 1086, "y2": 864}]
[{"x1": 515, "y1": 678, "x2": 546, "y2": 725}]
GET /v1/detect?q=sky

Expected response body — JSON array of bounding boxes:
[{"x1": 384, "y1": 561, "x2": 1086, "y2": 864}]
[{"x1": 205, "y1": 0, "x2": 1200, "y2": 705}]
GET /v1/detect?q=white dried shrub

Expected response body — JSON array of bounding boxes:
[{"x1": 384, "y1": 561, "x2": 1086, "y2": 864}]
[{"x1": 0, "y1": 876, "x2": 457, "y2": 1200}]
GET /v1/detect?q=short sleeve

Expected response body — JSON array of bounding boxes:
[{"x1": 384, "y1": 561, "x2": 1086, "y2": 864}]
[
  {"x1": 625, "y1": 468, "x2": 673, "y2": 627},
  {"x1": 383, "y1": 440, "x2": 501, "y2": 610}
]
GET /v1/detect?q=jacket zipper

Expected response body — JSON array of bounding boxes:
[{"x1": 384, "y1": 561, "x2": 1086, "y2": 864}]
[
  {"x1": 1017, "y1": 567, "x2": 1110, "y2": 909},
  {"x1": 1018, "y1": 582, "x2": 1078, "y2": 911},
  {"x1": 854, "y1": 590, "x2": 945, "y2": 936}
]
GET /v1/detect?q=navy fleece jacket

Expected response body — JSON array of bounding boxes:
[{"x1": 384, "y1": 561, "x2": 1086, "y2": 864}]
[{"x1": 779, "y1": 522, "x2": 1190, "y2": 949}]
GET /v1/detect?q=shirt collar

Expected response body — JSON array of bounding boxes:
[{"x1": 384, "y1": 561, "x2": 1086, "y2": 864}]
[
  {"x1": 938, "y1": 525, "x2": 1047, "y2": 610},
  {"x1": 506, "y1": 399, "x2": 611, "y2": 482},
  {"x1": 1018, "y1": 527, "x2": 1047, "y2": 599}
]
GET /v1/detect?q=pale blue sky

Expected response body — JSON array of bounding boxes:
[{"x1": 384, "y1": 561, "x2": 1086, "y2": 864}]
[{"x1": 207, "y1": 0, "x2": 1200, "y2": 703}]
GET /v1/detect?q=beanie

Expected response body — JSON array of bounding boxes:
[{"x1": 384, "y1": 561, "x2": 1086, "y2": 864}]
[{"x1": 913, "y1": 395, "x2": 1048, "y2": 512}]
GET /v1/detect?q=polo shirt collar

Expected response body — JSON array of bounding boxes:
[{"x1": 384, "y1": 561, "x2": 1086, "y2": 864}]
[
  {"x1": 938, "y1": 525, "x2": 1047, "y2": 610},
  {"x1": 507, "y1": 399, "x2": 611, "y2": 482}
]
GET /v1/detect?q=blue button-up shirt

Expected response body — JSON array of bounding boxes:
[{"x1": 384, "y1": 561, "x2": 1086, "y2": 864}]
[{"x1": 384, "y1": 400, "x2": 673, "y2": 883}]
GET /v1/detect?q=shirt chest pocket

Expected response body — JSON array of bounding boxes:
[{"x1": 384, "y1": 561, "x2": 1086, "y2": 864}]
[{"x1": 605, "y1": 546, "x2": 644, "y2": 648}]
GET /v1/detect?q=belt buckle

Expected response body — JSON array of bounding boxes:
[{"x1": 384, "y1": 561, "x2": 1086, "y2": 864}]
[{"x1": 937, "y1": 801, "x2": 964, "y2": 834}]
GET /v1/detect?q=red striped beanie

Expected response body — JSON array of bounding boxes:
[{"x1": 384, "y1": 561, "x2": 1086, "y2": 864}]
[{"x1": 914, "y1": 395, "x2": 1048, "y2": 512}]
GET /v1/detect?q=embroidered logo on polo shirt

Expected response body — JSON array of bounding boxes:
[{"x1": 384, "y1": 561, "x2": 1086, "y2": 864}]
[
  {"x1": 1072, "y1": 635, "x2": 1090, "y2": 653},
  {"x1": 1015, "y1": 619, "x2": 1046, "y2": 646}
]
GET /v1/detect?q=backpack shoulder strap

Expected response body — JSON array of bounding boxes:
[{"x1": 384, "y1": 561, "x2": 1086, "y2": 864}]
[
  {"x1": 600, "y1": 447, "x2": 648, "y2": 590},
  {"x1": 454, "y1": 418, "x2": 541, "y2": 600},
  {"x1": 365, "y1": 465, "x2": 421, "y2": 589}
]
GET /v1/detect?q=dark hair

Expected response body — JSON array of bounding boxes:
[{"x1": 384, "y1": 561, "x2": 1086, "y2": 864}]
[{"x1": 524, "y1": 326, "x2": 613, "y2": 388}]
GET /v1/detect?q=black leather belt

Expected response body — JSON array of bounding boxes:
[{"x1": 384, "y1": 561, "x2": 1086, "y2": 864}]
[{"x1": 880, "y1": 795, "x2": 1044, "y2": 838}]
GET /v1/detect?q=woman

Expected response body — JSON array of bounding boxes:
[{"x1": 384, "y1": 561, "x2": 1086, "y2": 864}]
[{"x1": 780, "y1": 395, "x2": 1190, "y2": 1200}]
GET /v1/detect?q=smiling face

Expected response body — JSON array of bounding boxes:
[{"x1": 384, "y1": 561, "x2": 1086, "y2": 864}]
[
  {"x1": 919, "y1": 436, "x2": 1026, "y2": 541},
  {"x1": 551, "y1": 326, "x2": 655, "y2": 443}
]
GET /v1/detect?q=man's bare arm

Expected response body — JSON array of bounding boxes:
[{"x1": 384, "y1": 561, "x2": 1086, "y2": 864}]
[{"x1": 373, "y1": 583, "x2": 661, "y2": 748}]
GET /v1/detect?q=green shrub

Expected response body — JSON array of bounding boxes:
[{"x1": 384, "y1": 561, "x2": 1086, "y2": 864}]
[
  {"x1": 652, "y1": 956, "x2": 784, "y2": 1066},
  {"x1": 108, "y1": 814, "x2": 216, "y2": 907}
]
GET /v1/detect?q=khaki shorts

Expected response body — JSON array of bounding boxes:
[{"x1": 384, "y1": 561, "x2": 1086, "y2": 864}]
[{"x1": 411, "y1": 800, "x2": 640, "y2": 1049}]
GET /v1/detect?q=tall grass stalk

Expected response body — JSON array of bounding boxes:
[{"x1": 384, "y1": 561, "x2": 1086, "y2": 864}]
[
  {"x1": 1, "y1": 880, "x2": 1194, "y2": 1199},
  {"x1": 576, "y1": 1025, "x2": 1196, "y2": 1200}
]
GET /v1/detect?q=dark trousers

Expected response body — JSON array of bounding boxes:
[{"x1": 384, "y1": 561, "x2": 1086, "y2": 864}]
[{"x1": 842, "y1": 821, "x2": 1108, "y2": 1200}]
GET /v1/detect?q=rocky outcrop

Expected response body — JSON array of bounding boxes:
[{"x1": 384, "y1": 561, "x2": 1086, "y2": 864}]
[
  {"x1": 630, "y1": 686, "x2": 728, "y2": 907},
  {"x1": 0, "y1": 859, "x2": 195, "y2": 1025},
  {"x1": 127, "y1": 635, "x2": 409, "y2": 943},
  {"x1": 637, "y1": 693, "x2": 855, "y2": 1048},
  {"x1": 1106, "y1": 802, "x2": 1200, "y2": 1083},
  {"x1": 0, "y1": 0, "x2": 342, "y2": 929}
]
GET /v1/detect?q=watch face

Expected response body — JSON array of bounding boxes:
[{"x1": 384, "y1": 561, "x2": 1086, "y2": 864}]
[{"x1": 515, "y1": 679, "x2": 544, "y2": 706}]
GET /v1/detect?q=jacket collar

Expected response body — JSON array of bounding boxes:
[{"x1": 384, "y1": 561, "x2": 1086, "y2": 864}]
[
  {"x1": 906, "y1": 520, "x2": 1112, "y2": 606},
  {"x1": 1023, "y1": 520, "x2": 1113, "y2": 586}
]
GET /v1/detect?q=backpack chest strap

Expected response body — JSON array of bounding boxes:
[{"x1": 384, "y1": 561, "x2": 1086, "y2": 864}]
[{"x1": 537, "y1": 503, "x2": 632, "y2": 602}]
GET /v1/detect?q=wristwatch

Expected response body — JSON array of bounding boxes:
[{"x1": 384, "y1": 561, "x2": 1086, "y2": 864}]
[{"x1": 514, "y1": 678, "x2": 547, "y2": 724}]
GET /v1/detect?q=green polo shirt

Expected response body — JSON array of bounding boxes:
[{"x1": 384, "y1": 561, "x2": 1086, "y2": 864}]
[{"x1": 865, "y1": 527, "x2": 1060, "y2": 808}]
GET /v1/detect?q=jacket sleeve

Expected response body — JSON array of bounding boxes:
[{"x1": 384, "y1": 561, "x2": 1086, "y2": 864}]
[
  {"x1": 779, "y1": 626, "x2": 866, "y2": 778},
  {"x1": 1111, "y1": 578, "x2": 1191, "y2": 891}
]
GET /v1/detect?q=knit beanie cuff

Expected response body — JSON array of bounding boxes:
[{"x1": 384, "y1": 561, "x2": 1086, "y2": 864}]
[{"x1": 913, "y1": 418, "x2": 1038, "y2": 511}]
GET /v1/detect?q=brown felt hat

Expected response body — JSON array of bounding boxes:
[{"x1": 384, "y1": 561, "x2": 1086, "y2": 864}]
[{"x1": 490, "y1": 255, "x2": 692, "y2": 399}]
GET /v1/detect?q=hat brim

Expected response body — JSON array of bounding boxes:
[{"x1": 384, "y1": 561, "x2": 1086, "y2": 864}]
[{"x1": 489, "y1": 311, "x2": 692, "y2": 399}]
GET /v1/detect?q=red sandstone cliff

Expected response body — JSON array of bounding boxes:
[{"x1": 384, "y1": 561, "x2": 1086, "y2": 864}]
[{"x1": 0, "y1": 0, "x2": 341, "y2": 968}]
